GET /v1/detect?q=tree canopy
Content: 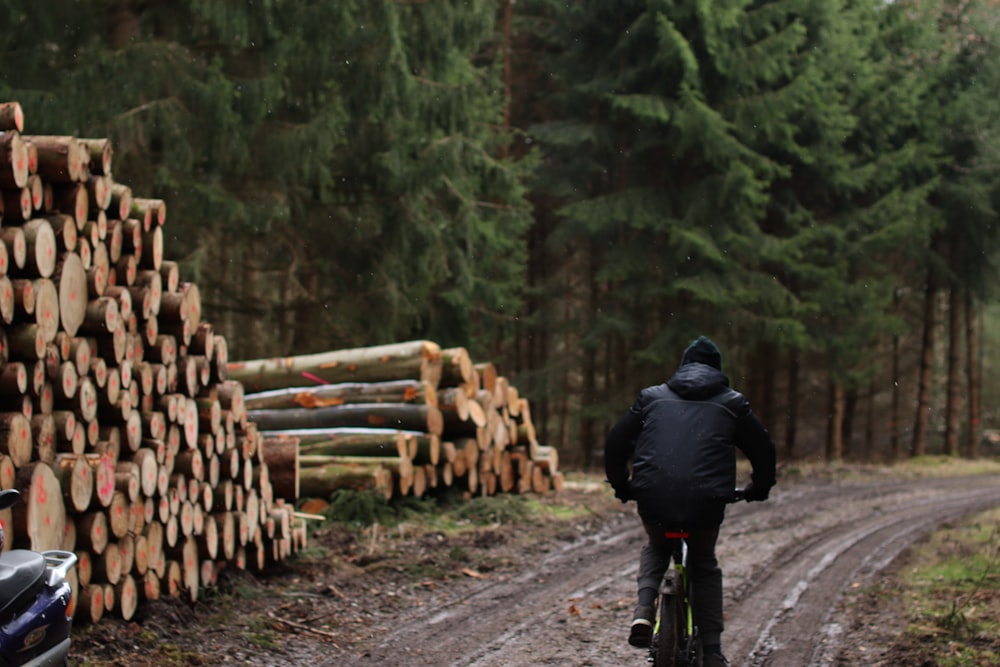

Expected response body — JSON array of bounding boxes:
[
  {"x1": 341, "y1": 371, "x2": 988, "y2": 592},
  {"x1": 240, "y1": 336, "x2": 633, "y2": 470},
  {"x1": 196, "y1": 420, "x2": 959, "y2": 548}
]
[{"x1": 1, "y1": 0, "x2": 998, "y2": 463}]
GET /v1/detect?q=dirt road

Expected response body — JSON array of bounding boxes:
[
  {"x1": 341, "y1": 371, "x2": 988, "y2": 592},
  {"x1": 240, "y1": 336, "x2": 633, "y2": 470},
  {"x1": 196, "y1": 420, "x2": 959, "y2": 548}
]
[
  {"x1": 70, "y1": 473, "x2": 1000, "y2": 666},
  {"x1": 344, "y1": 474, "x2": 1000, "y2": 667}
]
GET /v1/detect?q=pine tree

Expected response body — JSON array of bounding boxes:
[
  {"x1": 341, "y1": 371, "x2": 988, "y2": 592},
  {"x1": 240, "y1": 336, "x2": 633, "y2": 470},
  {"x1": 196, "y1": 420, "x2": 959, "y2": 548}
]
[
  {"x1": 0, "y1": 0, "x2": 534, "y2": 357},
  {"x1": 523, "y1": 0, "x2": 897, "y2": 460},
  {"x1": 920, "y1": 0, "x2": 1000, "y2": 457},
  {"x1": 762, "y1": 0, "x2": 946, "y2": 459}
]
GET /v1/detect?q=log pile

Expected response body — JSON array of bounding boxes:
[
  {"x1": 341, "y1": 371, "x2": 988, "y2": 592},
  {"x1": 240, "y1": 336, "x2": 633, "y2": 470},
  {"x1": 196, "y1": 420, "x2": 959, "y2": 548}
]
[
  {"x1": 228, "y1": 340, "x2": 563, "y2": 503},
  {"x1": 0, "y1": 102, "x2": 300, "y2": 625}
]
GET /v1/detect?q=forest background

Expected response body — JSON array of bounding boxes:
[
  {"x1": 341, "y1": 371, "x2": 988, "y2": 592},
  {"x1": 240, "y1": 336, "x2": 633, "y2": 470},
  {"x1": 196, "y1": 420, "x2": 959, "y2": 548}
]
[{"x1": 2, "y1": 0, "x2": 999, "y2": 470}]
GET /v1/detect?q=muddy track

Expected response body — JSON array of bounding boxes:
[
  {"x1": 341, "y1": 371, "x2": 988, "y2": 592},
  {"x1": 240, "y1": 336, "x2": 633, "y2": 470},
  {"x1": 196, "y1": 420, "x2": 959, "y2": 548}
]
[
  {"x1": 343, "y1": 474, "x2": 1000, "y2": 667},
  {"x1": 726, "y1": 477, "x2": 1000, "y2": 666}
]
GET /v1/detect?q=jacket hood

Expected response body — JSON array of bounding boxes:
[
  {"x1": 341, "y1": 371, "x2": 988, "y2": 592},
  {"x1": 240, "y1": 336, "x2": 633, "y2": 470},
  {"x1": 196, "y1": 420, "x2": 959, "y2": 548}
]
[{"x1": 667, "y1": 362, "x2": 730, "y2": 400}]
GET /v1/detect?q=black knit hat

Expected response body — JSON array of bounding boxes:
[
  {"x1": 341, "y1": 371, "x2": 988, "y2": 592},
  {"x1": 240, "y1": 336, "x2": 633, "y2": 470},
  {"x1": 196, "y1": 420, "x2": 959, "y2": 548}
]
[{"x1": 681, "y1": 336, "x2": 723, "y2": 370}]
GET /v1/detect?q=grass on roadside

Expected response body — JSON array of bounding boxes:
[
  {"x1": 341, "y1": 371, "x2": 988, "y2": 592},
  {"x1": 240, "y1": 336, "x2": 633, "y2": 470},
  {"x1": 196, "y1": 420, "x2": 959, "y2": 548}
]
[
  {"x1": 297, "y1": 471, "x2": 618, "y2": 580},
  {"x1": 895, "y1": 507, "x2": 1000, "y2": 666},
  {"x1": 314, "y1": 470, "x2": 614, "y2": 534},
  {"x1": 778, "y1": 455, "x2": 1000, "y2": 484}
]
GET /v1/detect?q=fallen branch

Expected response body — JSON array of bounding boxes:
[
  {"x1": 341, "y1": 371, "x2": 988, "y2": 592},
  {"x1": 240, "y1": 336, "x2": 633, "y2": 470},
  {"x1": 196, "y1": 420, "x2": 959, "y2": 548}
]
[{"x1": 266, "y1": 610, "x2": 342, "y2": 646}]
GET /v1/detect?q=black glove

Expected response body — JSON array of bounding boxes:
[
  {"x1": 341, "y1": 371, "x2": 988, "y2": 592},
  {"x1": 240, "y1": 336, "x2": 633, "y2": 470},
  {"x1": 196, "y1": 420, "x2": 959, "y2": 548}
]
[
  {"x1": 613, "y1": 485, "x2": 632, "y2": 504},
  {"x1": 743, "y1": 481, "x2": 771, "y2": 502}
]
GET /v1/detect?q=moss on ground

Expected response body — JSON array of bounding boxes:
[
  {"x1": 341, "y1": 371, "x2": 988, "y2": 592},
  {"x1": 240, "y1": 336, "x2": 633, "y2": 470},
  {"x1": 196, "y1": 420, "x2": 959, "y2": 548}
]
[{"x1": 894, "y1": 507, "x2": 1000, "y2": 666}]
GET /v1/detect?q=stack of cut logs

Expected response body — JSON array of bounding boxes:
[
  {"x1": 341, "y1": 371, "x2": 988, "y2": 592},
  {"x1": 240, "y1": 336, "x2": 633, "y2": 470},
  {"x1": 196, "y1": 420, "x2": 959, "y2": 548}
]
[
  {"x1": 228, "y1": 340, "x2": 563, "y2": 504},
  {"x1": 0, "y1": 102, "x2": 300, "y2": 626}
]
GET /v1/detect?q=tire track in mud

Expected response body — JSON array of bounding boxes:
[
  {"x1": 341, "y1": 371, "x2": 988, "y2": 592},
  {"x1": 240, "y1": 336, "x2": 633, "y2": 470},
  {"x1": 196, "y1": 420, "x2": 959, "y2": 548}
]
[
  {"x1": 724, "y1": 476, "x2": 1000, "y2": 667},
  {"x1": 341, "y1": 475, "x2": 1000, "y2": 667},
  {"x1": 343, "y1": 510, "x2": 647, "y2": 666}
]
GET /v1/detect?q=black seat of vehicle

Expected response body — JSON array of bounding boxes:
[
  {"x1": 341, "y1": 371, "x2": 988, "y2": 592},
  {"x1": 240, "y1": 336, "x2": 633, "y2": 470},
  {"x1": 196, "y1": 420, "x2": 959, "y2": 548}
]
[{"x1": 0, "y1": 550, "x2": 47, "y2": 621}]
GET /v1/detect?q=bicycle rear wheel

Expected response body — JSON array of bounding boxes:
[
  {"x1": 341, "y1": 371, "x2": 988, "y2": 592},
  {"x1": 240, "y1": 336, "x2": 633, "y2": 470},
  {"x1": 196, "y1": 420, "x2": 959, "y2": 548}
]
[{"x1": 653, "y1": 587, "x2": 684, "y2": 667}]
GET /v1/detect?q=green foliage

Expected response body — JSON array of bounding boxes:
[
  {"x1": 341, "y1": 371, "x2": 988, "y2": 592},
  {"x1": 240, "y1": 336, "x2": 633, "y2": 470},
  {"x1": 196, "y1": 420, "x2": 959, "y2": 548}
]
[
  {"x1": 3, "y1": 1, "x2": 1000, "y2": 464},
  {"x1": 0, "y1": 0, "x2": 534, "y2": 358},
  {"x1": 523, "y1": 0, "x2": 906, "y2": 402},
  {"x1": 320, "y1": 486, "x2": 589, "y2": 538},
  {"x1": 453, "y1": 494, "x2": 537, "y2": 526},
  {"x1": 897, "y1": 508, "x2": 1000, "y2": 664},
  {"x1": 322, "y1": 489, "x2": 397, "y2": 527}
]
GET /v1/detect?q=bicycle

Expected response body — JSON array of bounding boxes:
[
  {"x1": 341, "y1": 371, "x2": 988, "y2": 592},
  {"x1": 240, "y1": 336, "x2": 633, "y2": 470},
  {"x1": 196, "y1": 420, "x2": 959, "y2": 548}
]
[{"x1": 647, "y1": 489, "x2": 746, "y2": 667}]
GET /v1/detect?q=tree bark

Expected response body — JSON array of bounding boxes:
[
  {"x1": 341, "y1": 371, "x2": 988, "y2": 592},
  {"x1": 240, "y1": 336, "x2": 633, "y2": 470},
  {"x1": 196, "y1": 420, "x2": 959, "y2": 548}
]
[
  {"x1": 260, "y1": 435, "x2": 299, "y2": 501},
  {"x1": 20, "y1": 218, "x2": 58, "y2": 280},
  {"x1": 0, "y1": 102, "x2": 24, "y2": 132},
  {"x1": 26, "y1": 135, "x2": 84, "y2": 182},
  {"x1": 440, "y1": 346, "x2": 474, "y2": 388},
  {"x1": 226, "y1": 340, "x2": 443, "y2": 393},
  {"x1": 298, "y1": 460, "x2": 394, "y2": 500},
  {"x1": 244, "y1": 379, "x2": 437, "y2": 411},
  {"x1": 79, "y1": 138, "x2": 112, "y2": 177},
  {"x1": 826, "y1": 379, "x2": 844, "y2": 462},
  {"x1": 964, "y1": 289, "x2": 981, "y2": 457},
  {"x1": 784, "y1": 349, "x2": 800, "y2": 459},
  {"x1": 77, "y1": 585, "x2": 105, "y2": 624},
  {"x1": 267, "y1": 427, "x2": 405, "y2": 457},
  {"x1": 92, "y1": 541, "x2": 122, "y2": 585},
  {"x1": 842, "y1": 388, "x2": 857, "y2": 461},
  {"x1": 863, "y1": 381, "x2": 875, "y2": 461},
  {"x1": 247, "y1": 402, "x2": 443, "y2": 435},
  {"x1": 944, "y1": 284, "x2": 962, "y2": 456},
  {"x1": 3, "y1": 187, "x2": 32, "y2": 223},
  {"x1": 911, "y1": 268, "x2": 937, "y2": 457},
  {"x1": 403, "y1": 433, "x2": 440, "y2": 466},
  {"x1": 890, "y1": 300, "x2": 902, "y2": 461}
]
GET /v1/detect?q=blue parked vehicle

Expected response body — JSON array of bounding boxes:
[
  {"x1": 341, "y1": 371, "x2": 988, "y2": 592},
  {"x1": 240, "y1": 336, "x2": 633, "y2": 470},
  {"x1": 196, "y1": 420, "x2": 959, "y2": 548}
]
[{"x1": 0, "y1": 489, "x2": 76, "y2": 667}]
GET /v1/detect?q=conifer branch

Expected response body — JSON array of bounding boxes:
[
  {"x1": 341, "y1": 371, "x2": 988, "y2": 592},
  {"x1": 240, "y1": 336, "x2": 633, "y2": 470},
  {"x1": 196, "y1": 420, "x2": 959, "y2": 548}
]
[
  {"x1": 441, "y1": 176, "x2": 512, "y2": 210},
  {"x1": 116, "y1": 98, "x2": 180, "y2": 119},
  {"x1": 413, "y1": 76, "x2": 456, "y2": 89}
]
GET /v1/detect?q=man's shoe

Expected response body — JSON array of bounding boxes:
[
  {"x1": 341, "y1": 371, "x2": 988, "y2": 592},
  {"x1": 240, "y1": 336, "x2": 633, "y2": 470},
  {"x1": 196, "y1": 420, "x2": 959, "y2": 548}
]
[
  {"x1": 703, "y1": 651, "x2": 730, "y2": 667},
  {"x1": 628, "y1": 604, "x2": 654, "y2": 648}
]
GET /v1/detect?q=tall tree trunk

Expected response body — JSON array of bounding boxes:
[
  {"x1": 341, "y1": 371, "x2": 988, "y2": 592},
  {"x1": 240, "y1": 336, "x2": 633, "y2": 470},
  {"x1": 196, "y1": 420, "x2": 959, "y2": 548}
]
[
  {"x1": 556, "y1": 290, "x2": 572, "y2": 462},
  {"x1": 243, "y1": 241, "x2": 265, "y2": 359},
  {"x1": 842, "y1": 387, "x2": 858, "y2": 460},
  {"x1": 911, "y1": 268, "x2": 936, "y2": 458},
  {"x1": 784, "y1": 349, "x2": 799, "y2": 459},
  {"x1": 752, "y1": 342, "x2": 776, "y2": 432},
  {"x1": 965, "y1": 289, "x2": 981, "y2": 458},
  {"x1": 944, "y1": 284, "x2": 962, "y2": 456},
  {"x1": 524, "y1": 208, "x2": 550, "y2": 452},
  {"x1": 890, "y1": 301, "x2": 902, "y2": 461},
  {"x1": 863, "y1": 381, "x2": 876, "y2": 461},
  {"x1": 291, "y1": 270, "x2": 318, "y2": 352},
  {"x1": 108, "y1": 2, "x2": 141, "y2": 50},
  {"x1": 579, "y1": 242, "x2": 599, "y2": 468},
  {"x1": 500, "y1": 0, "x2": 513, "y2": 160},
  {"x1": 826, "y1": 378, "x2": 844, "y2": 462}
]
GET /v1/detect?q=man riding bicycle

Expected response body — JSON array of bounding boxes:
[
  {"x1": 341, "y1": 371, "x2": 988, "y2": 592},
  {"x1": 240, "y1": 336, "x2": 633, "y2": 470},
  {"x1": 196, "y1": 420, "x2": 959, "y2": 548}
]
[{"x1": 604, "y1": 336, "x2": 777, "y2": 667}]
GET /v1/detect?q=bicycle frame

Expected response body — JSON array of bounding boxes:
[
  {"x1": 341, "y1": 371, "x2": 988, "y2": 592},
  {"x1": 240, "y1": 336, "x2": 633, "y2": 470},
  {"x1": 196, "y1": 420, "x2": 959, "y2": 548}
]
[
  {"x1": 648, "y1": 530, "x2": 700, "y2": 666},
  {"x1": 671, "y1": 535, "x2": 696, "y2": 641}
]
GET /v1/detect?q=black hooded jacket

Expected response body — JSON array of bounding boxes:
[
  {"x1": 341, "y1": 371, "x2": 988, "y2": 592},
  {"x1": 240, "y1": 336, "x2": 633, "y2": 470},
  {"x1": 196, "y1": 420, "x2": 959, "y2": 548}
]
[{"x1": 604, "y1": 362, "x2": 776, "y2": 528}]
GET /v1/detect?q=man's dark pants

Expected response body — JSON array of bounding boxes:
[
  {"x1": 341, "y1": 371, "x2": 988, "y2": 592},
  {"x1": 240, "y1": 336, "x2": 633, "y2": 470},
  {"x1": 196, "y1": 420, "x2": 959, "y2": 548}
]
[{"x1": 637, "y1": 521, "x2": 723, "y2": 649}]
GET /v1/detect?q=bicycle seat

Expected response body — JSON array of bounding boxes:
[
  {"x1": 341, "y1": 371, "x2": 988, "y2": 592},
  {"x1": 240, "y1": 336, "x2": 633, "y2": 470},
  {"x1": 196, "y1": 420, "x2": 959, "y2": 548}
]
[{"x1": 0, "y1": 550, "x2": 47, "y2": 622}]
